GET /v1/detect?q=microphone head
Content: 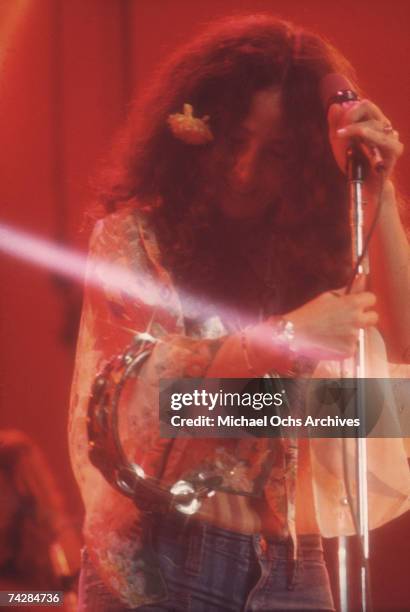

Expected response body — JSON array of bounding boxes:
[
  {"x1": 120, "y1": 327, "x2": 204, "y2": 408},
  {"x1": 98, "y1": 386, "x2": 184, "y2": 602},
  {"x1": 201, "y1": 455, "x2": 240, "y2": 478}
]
[{"x1": 320, "y1": 73, "x2": 358, "y2": 111}]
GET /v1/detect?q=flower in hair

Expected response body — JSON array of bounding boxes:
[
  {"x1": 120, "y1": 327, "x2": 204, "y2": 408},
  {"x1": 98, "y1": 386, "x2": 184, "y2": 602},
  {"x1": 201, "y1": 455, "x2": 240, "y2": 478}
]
[{"x1": 167, "y1": 103, "x2": 213, "y2": 145}]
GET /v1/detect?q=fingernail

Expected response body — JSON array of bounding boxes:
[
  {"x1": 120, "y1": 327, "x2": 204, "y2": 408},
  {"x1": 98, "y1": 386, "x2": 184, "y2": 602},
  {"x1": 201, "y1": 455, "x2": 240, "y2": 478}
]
[{"x1": 337, "y1": 128, "x2": 347, "y2": 136}]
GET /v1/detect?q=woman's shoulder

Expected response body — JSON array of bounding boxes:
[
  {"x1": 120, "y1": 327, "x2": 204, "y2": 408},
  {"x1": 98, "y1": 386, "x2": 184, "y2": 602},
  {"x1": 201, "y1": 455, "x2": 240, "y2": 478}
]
[
  {"x1": 88, "y1": 204, "x2": 164, "y2": 274},
  {"x1": 91, "y1": 205, "x2": 141, "y2": 242}
]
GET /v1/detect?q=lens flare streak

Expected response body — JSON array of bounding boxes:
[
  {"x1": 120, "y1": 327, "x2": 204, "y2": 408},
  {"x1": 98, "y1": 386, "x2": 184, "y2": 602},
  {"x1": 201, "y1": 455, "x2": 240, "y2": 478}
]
[{"x1": 0, "y1": 222, "x2": 241, "y2": 326}]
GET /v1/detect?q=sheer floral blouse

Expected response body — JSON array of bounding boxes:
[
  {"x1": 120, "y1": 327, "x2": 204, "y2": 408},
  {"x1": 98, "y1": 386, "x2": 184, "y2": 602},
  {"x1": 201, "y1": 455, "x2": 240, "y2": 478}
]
[{"x1": 69, "y1": 207, "x2": 410, "y2": 608}]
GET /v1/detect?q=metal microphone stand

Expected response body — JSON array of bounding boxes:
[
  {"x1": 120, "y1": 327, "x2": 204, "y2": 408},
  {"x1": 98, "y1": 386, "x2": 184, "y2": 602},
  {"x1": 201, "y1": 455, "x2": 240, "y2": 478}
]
[{"x1": 338, "y1": 145, "x2": 371, "y2": 612}]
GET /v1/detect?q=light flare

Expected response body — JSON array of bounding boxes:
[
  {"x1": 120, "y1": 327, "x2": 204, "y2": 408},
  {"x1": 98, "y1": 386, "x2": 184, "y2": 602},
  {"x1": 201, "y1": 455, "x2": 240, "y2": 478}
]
[
  {"x1": 0, "y1": 222, "x2": 298, "y2": 358},
  {"x1": 0, "y1": 223, "x2": 236, "y2": 323}
]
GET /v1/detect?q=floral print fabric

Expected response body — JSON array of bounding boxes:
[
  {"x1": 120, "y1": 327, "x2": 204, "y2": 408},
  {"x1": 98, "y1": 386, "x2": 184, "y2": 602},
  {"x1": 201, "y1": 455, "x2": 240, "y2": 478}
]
[{"x1": 69, "y1": 208, "x2": 410, "y2": 607}]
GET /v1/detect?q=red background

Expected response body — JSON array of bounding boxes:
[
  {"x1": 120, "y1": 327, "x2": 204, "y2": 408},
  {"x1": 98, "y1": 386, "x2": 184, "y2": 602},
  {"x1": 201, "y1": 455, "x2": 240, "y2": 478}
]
[{"x1": 0, "y1": 1, "x2": 409, "y2": 609}]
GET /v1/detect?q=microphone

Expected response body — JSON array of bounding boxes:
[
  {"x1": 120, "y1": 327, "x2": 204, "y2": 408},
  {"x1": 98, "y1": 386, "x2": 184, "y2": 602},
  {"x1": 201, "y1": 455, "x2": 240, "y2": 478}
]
[{"x1": 320, "y1": 73, "x2": 384, "y2": 173}]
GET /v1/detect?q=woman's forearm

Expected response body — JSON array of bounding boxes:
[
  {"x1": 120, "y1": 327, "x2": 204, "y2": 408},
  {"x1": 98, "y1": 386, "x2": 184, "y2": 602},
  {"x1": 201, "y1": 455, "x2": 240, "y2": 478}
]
[{"x1": 367, "y1": 180, "x2": 410, "y2": 361}]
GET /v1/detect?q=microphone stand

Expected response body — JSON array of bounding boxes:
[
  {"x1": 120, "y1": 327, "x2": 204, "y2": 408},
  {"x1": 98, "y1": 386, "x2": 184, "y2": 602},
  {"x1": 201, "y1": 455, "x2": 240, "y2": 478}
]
[{"x1": 339, "y1": 144, "x2": 371, "y2": 612}]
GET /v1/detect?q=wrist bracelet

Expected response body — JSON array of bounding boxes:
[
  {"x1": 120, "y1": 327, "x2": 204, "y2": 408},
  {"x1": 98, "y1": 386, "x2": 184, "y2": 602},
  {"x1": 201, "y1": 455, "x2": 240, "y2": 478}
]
[
  {"x1": 269, "y1": 316, "x2": 296, "y2": 353},
  {"x1": 269, "y1": 316, "x2": 316, "y2": 375}
]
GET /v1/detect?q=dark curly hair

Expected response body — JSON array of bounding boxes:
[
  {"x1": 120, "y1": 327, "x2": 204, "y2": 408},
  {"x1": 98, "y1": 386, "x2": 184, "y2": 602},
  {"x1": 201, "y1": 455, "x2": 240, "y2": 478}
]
[{"x1": 95, "y1": 14, "x2": 361, "y2": 314}]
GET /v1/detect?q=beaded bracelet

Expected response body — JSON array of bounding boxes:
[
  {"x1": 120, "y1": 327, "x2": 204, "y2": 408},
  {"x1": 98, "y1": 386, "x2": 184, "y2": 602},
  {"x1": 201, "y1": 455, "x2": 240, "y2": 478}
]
[
  {"x1": 241, "y1": 317, "x2": 314, "y2": 377},
  {"x1": 240, "y1": 327, "x2": 257, "y2": 376}
]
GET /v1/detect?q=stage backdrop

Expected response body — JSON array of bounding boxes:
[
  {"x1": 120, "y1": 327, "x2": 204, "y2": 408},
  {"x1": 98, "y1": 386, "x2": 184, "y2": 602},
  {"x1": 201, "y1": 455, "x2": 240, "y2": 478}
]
[{"x1": 0, "y1": 1, "x2": 409, "y2": 609}]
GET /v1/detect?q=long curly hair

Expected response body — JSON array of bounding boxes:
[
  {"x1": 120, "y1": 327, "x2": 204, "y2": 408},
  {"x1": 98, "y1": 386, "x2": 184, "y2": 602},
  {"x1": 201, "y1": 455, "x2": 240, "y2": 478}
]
[
  {"x1": 0, "y1": 430, "x2": 79, "y2": 590},
  {"x1": 95, "y1": 14, "x2": 360, "y2": 313}
]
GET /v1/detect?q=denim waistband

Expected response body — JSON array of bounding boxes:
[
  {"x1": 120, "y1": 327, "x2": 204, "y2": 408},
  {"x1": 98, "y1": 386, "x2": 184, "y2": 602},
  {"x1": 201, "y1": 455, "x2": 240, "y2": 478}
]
[
  {"x1": 155, "y1": 511, "x2": 320, "y2": 544},
  {"x1": 153, "y1": 512, "x2": 322, "y2": 566}
]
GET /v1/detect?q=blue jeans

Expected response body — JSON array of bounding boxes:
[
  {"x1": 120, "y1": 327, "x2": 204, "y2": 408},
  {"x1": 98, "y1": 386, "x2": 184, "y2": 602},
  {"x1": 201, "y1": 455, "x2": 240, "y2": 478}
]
[{"x1": 79, "y1": 514, "x2": 335, "y2": 611}]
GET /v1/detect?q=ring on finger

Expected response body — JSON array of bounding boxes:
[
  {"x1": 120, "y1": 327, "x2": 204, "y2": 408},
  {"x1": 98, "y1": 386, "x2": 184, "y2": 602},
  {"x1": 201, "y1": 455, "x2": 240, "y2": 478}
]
[{"x1": 382, "y1": 122, "x2": 394, "y2": 134}]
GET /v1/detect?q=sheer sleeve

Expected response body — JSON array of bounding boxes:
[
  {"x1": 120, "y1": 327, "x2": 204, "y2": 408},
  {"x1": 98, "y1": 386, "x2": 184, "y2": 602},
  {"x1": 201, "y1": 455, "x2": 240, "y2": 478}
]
[{"x1": 308, "y1": 329, "x2": 410, "y2": 537}]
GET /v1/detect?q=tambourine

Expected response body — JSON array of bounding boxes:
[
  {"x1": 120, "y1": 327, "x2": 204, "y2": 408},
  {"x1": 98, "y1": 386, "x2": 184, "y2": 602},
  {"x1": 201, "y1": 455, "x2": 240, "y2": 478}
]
[{"x1": 87, "y1": 333, "x2": 222, "y2": 515}]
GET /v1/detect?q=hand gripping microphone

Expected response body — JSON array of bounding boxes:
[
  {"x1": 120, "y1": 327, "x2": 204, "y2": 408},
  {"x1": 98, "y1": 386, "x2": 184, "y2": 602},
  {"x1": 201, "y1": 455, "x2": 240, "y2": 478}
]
[{"x1": 320, "y1": 72, "x2": 384, "y2": 175}]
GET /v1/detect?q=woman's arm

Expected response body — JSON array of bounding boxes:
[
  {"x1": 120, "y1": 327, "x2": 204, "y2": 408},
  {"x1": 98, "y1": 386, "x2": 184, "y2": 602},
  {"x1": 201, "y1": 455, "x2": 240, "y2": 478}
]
[
  {"x1": 366, "y1": 180, "x2": 410, "y2": 361},
  {"x1": 328, "y1": 99, "x2": 410, "y2": 362}
]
